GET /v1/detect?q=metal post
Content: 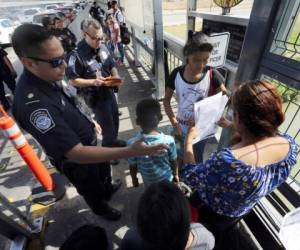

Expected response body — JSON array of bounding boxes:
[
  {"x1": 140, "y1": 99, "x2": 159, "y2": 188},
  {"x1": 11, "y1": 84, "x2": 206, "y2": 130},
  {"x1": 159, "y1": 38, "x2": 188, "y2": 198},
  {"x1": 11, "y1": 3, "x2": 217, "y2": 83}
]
[
  {"x1": 0, "y1": 211, "x2": 33, "y2": 240},
  {"x1": 234, "y1": 0, "x2": 280, "y2": 84},
  {"x1": 270, "y1": 0, "x2": 299, "y2": 55},
  {"x1": 187, "y1": 0, "x2": 197, "y2": 38},
  {"x1": 0, "y1": 193, "x2": 36, "y2": 231},
  {"x1": 131, "y1": 26, "x2": 141, "y2": 67},
  {"x1": 153, "y1": 0, "x2": 165, "y2": 100}
]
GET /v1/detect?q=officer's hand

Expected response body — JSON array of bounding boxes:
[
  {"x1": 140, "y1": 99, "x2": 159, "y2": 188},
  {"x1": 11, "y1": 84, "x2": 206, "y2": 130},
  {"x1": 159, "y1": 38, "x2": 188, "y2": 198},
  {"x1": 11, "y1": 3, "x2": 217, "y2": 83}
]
[
  {"x1": 130, "y1": 139, "x2": 168, "y2": 156},
  {"x1": 93, "y1": 78, "x2": 105, "y2": 87},
  {"x1": 92, "y1": 120, "x2": 102, "y2": 135}
]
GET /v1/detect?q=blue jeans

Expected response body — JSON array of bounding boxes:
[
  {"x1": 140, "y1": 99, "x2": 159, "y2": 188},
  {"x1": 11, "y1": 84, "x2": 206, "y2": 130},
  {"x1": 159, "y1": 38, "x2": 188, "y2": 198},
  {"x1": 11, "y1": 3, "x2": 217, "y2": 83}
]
[
  {"x1": 109, "y1": 42, "x2": 125, "y2": 63},
  {"x1": 193, "y1": 139, "x2": 208, "y2": 163},
  {"x1": 175, "y1": 127, "x2": 208, "y2": 164}
]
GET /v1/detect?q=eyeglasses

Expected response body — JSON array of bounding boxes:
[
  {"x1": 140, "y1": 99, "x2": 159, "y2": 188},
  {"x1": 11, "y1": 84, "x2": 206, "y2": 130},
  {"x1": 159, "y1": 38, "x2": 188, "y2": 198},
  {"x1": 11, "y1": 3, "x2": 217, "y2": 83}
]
[
  {"x1": 27, "y1": 54, "x2": 66, "y2": 68},
  {"x1": 85, "y1": 32, "x2": 103, "y2": 42}
]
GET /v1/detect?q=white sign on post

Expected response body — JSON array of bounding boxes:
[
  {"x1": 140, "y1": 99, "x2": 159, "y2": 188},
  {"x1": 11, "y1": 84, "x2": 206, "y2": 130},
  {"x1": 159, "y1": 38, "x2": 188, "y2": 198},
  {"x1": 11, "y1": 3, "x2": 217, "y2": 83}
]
[{"x1": 207, "y1": 32, "x2": 230, "y2": 68}]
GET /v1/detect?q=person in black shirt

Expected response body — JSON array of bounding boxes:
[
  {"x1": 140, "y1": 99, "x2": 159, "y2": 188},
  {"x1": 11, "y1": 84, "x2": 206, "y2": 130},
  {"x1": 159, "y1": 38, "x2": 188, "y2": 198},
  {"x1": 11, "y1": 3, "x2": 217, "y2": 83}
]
[
  {"x1": 89, "y1": 2, "x2": 105, "y2": 27},
  {"x1": 12, "y1": 24, "x2": 167, "y2": 221},
  {"x1": 41, "y1": 16, "x2": 56, "y2": 31},
  {"x1": 0, "y1": 46, "x2": 16, "y2": 110},
  {"x1": 53, "y1": 17, "x2": 77, "y2": 54}
]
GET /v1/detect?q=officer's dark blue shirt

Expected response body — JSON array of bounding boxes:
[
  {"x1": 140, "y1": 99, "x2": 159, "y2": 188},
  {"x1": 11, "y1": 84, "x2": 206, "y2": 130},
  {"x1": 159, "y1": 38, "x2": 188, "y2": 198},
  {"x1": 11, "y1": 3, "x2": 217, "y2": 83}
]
[
  {"x1": 12, "y1": 69, "x2": 95, "y2": 167},
  {"x1": 66, "y1": 39, "x2": 116, "y2": 101}
]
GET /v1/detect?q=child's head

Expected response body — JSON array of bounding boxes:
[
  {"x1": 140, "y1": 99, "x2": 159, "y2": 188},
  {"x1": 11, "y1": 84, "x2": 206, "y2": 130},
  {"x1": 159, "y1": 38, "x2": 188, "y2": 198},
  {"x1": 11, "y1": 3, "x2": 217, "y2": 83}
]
[
  {"x1": 60, "y1": 225, "x2": 108, "y2": 250},
  {"x1": 136, "y1": 99, "x2": 162, "y2": 133},
  {"x1": 183, "y1": 32, "x2": 213, "y2": 73},
  {"x1": 137, "y1": 181, "x2": 191, "y2": 250}
]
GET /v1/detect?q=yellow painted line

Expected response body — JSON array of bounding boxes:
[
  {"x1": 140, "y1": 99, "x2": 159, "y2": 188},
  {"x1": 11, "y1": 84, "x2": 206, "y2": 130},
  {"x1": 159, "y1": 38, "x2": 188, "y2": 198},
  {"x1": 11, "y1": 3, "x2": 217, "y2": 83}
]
[
  {"x1": 30, "y1": 203, "x2": 51, "y2": 218},
  {"x1": 48, "y1": 168, "x2": 57, "y2": 174}
]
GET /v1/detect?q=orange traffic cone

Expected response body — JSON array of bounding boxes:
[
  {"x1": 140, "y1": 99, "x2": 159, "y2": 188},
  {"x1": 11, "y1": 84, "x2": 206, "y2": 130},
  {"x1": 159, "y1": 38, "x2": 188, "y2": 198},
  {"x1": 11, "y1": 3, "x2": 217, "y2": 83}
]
[{"x1": 0, "y1": 105, "x2": 54, "y2": 191}]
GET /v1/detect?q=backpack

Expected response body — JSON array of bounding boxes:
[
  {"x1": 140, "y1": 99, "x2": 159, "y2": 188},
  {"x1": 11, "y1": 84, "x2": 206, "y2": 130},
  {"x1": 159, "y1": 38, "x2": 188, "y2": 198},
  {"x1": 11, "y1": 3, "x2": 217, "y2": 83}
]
[
  {"x1": 208, "y1": 67, "x2": 219, "y2": 96},
  {"x1": 116, "y1": 11, "x2": 131, "y2": 45},
  {"x1": 120, "y1": 23, "x2": 131, "y2": 45}
]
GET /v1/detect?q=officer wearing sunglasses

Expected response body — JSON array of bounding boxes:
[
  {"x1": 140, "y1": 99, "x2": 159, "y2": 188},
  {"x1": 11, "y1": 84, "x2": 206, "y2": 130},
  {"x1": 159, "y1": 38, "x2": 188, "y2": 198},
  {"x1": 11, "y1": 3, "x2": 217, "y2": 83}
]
[{"x1": 12, "y1": 24, "x2": 168, "y2": 221}]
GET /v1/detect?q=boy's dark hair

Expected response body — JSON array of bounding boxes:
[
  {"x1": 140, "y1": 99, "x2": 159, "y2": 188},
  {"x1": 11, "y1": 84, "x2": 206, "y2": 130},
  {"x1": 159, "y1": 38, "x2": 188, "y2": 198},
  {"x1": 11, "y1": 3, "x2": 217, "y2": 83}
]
[
  {"x1": 136, "y1": 99, "x2": 162, "y2": 132},
  {"x1": 41, "y1": 16, "x2": 54, "y2": 28},
  {"x1": 111, "y1": 1, "x2": 118, "y2": 6},
  {"x1": 60, "y1": 225, "x2": 108, "y2": 250},
  {"x1": 137, "y1": 181, "x2": 191, "y2": 250},
  {"x1": 12, "y1": 23, "x2": 54, "y2": 58},
  {"x1": 183, "y1": 31, "x2": 213, "y2": 57}
]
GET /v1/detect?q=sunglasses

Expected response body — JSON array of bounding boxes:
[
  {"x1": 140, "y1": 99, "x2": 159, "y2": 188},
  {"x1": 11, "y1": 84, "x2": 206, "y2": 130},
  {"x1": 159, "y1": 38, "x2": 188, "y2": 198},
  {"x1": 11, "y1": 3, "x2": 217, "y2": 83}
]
[
  {"x1": 28, "y1": 54, "x2": 66, "y2": 68},
  {"x1": 85, "y1": 32, "x2": 103, "y2": 42}
]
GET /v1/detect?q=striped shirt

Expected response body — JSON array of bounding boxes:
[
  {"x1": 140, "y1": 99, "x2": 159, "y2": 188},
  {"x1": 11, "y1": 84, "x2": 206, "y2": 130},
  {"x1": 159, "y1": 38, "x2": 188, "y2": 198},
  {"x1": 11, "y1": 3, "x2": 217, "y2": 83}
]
[{"x1": 127, "y1": 132, "x2": 177, "y2": 185}]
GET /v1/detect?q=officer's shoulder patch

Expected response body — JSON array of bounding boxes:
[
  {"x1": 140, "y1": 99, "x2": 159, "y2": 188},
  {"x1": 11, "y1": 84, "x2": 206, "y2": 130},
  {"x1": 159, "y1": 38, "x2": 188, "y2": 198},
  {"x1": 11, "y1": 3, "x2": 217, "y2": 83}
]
[{"x1": 30, "y1": 109, "x2": 55, "y2": 134}]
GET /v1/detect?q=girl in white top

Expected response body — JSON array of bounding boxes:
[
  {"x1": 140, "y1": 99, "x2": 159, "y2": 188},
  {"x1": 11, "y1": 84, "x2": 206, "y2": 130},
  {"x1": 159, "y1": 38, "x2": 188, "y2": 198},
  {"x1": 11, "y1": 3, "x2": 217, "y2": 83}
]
[{"x1": 163, "y1": 32, "x2": 227, "y2": 164}]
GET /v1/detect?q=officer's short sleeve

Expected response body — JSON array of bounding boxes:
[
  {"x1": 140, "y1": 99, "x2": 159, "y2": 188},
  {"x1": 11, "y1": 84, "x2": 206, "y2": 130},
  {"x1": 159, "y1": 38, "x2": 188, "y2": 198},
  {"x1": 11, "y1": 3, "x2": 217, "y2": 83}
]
[
  {"x1": 23, "y1": 102, "x2": 81, "y2": 162},
  {"x1": 102, "y1": 56, "x2": 116, "y2": 76},
  {"x1": 66, "y1": 52, "x2": 84, "y2": 80}
]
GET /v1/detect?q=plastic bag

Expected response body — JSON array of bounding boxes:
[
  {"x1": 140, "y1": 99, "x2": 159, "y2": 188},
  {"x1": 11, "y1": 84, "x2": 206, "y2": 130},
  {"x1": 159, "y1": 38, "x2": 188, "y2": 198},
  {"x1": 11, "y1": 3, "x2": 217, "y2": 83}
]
[
  {"x1": 279, "y1": 207, "x2": 300, "y2": 250},
  {"x1": 113, "y1": 44, "x2": 121, "y2": 58}
]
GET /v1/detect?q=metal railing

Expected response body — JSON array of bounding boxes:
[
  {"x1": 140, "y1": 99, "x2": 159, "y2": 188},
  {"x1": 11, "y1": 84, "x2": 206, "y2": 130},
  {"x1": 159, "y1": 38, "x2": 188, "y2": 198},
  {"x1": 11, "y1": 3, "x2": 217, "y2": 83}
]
[
  {"x1": 164, "y1": 32, "x2": 184, "y2": 74},
  {"x1": 261, "y1": 78, "x2": 300, "y2": 194},
  {"x1": 270, "y1": 0, "x2": 300, "y2": 62}
]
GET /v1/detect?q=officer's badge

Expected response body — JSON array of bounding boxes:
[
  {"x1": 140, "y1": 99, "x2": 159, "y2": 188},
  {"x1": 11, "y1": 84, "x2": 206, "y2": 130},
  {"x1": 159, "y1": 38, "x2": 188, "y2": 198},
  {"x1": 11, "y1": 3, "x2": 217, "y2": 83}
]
[{"x1": 30, "y1": 109, "x2": 55, "y2": 134}]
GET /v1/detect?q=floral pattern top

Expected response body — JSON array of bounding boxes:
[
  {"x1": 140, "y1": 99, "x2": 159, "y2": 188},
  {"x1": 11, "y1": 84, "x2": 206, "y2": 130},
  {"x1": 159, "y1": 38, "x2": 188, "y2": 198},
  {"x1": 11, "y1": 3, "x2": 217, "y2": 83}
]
[{"x1": 180, "y1": 133, "x2": 298, "y2": 218}]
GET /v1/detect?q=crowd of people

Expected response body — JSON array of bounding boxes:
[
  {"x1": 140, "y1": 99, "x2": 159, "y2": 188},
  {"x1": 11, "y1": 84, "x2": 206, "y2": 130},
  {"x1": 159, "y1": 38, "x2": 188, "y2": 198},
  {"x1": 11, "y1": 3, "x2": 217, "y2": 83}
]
[{"x1": 0, "y1": 1, "x2": 298, "y2": 249}]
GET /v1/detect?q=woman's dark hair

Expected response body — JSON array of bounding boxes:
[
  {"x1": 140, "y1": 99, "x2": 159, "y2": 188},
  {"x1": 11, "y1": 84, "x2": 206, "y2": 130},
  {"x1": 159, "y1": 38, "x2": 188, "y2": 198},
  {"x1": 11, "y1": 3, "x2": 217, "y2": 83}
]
[
  {"x1": 183, "y1": 31, "x2": 213, "y2": 57},
  {"x1": 232, "y1": 80, "x2": 284, "y2": 138},
  {"x1": 136, "y1": 99, "x2": 163, "y2": 133},
  {"x1": 137, "y1": 181, "x2": 191, "y2": 250},
  {"x1": 12, "y1": 24, "x2": 54, "y2": 58}
]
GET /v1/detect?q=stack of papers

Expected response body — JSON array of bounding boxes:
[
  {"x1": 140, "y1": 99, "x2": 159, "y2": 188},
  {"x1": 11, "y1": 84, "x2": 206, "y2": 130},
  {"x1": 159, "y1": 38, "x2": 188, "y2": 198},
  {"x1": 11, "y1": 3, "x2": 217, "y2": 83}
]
[{"x1": 193, "y1": 92, "x2": 229, "y2": 143}]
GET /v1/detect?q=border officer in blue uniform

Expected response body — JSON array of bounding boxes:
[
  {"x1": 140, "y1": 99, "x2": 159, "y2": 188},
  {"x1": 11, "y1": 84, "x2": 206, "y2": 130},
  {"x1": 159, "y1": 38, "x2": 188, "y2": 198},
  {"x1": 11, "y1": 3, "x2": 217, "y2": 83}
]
[
  {"x1": 66, "y1": 18, "x2": 124, "y2": 148},
  {"x1": 12, "y1": 24, "x2": 167, "y2": 221}
]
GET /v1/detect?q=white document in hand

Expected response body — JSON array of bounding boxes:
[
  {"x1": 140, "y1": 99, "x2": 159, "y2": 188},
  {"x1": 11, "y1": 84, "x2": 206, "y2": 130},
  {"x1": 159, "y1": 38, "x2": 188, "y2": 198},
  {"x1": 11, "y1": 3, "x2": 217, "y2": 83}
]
[{"x1": 193, "y1": 92, "x2": 229, "y2": 143}]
